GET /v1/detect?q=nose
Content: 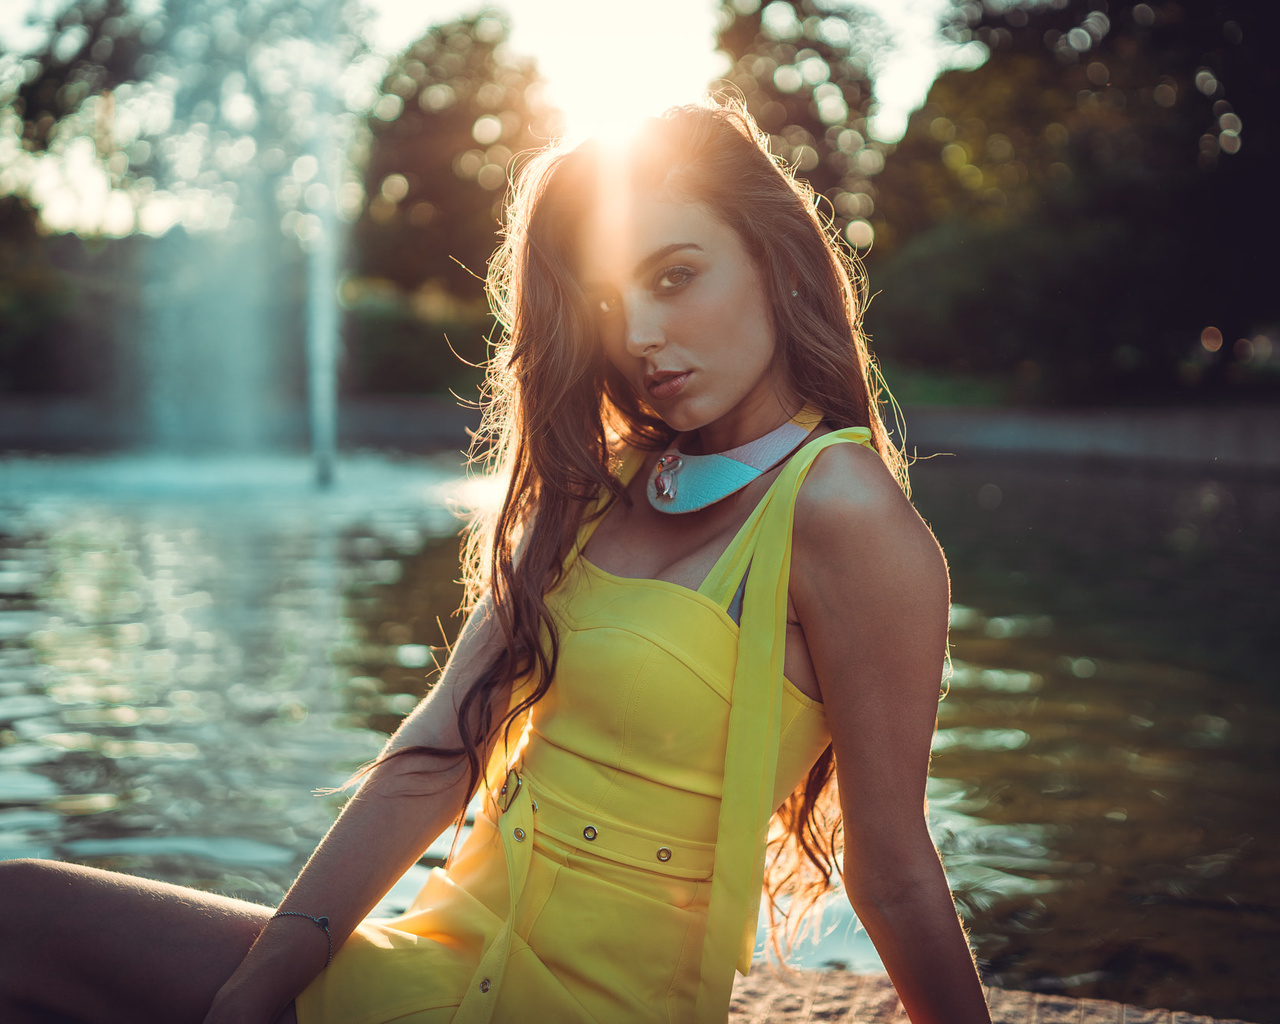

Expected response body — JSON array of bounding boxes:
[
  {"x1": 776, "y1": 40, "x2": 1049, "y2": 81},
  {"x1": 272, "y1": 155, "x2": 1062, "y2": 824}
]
[{"x1": 623, "y1": 296, "x2": 665, "y2": 358}]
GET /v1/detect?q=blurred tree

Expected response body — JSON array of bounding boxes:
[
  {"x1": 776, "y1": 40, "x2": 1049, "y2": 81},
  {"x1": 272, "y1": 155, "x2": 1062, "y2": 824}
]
[
  {"x1": 0, "y1": 2, "x2": 558, "y2": 404},
  {"x1": 353, "y1": 12, "x2": 556, "y2": 296},
  {"x1": 1, "y1": 0, "x2": 374, "y2": 430},
  {"x1": 340, "y1": 12, "x2": 560, "y2": 393},
  {"x1": 864, "y1": 0, "x2": 1279, "y2": 403},
  {"x1": 0, "y1": 197, "x2": 71, "y2": 392},
  {"x1": 714, "y1": 0, "x2": 886, "y2": 252},
  {"x1": 7, "y1": 0, "x2": 372, "y2": 230}
]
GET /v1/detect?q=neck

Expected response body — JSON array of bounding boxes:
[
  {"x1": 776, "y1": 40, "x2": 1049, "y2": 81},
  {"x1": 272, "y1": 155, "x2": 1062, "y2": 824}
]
[{"x1": 691, "y1": 392, "x2": 800, "y2": 455}]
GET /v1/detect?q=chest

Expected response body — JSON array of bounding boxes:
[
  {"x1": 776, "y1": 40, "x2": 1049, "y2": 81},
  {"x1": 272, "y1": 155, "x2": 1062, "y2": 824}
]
[
  {"x1": 582, "y1": 450, "x2": 787, "y2": 593},
  {"x1": 577, "y1": 451, "x2": 822, "y2": 702}
]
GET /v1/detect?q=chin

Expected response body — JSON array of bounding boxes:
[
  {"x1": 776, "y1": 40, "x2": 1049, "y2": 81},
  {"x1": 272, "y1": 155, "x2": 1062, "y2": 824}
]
[
  {"x1": 640, "y1": 384, "x2": 734, "y2": 436},
  {"x1": 646, "y1": 402, "x2": 704, "y2": 435}
]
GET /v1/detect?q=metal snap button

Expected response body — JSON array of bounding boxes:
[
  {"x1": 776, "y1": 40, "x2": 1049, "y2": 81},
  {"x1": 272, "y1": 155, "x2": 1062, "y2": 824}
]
[
  {"x1": 480, "y1": 979, "x2": 491, "y2": 993},
  {"x1": 656, "y1": 847, "x2": 672, "y2": 862},
  {"x1": 583, "y1": 825, "x2": 598, "y2": 841},
  {"x1": 531, "y1": 799, "x2": 538, "y2": 813},
  {"x1": 513, "y1": 827, "x2": 526, "y2": 842},
  {"x1": 497, "y1": 769, "x2": 521, "y2": 813}
]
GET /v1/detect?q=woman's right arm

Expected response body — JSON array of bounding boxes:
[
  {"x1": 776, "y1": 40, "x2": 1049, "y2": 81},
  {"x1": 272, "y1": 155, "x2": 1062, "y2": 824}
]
[{"x1": 203, "y1": 592, "x2": 510, "y2": 1024}]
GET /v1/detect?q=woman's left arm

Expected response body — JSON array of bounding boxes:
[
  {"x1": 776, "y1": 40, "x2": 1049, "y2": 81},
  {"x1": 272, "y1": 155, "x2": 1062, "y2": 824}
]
[{"x1": 790, "y1": 443, "x2": 991, "y2": 1024}]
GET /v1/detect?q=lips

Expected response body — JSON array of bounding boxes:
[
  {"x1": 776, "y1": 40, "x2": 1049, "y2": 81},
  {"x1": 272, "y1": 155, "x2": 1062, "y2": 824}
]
[{"x1": 645, "y1": 370, "x2": 691, "y2": 401}]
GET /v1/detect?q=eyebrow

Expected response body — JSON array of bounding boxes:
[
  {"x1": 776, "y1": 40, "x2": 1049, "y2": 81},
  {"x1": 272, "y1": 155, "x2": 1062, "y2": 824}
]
[
  {"x1": 632, "y1": 242, "x2": 703, "y2": 278},
  {"x1": 579, "y1": 242, "x2": 703, "y2": 292}
]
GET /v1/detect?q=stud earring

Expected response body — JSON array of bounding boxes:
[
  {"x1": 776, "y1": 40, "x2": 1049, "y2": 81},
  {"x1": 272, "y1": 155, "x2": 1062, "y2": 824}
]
[{"x1": 791, "y1": 289, "x2": 799, "y2": 297}]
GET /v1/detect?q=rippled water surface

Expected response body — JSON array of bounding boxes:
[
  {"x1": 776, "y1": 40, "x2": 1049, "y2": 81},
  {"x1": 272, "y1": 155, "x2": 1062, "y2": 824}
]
[
  {"x1": 916, "y1": 457, "x2": 1279, "y2": 1023},
  {"x1": 0, "y1": 451, "x2": 1275, "y2": 1021}
]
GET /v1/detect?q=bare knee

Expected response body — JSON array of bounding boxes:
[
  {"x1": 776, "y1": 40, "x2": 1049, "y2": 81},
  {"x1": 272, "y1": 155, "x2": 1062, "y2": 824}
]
[
  {"x1": 0, "y1": 861, "x2": 72, "y2": 985},
  {"x1": 2, "y1": 858, "x2": 282, "y2": 1022},
  {"x1": 0, "y1": 857, "x2": 53, "y2": 884},
  {"x1": 0, "y1": 858, "x2": 149, "y2": 1009},
  {"x1": 0, "y1": 859, "x2": 63, "y2": 922},
  {"x1": 0, "y1": 858, "x2": 98, "y2": 924}
]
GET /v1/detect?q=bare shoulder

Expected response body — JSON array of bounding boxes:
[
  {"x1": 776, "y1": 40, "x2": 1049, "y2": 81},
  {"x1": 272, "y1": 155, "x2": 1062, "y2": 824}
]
[
  {"x1": 794, "y1": 439, "x2": 922, "y2": 540},
  {"x1": 791, "y1": 440, "x2": 949, "y2": 602},
  {"x1": 789, "y1": 439, "x2": 950, "y2": 708}
]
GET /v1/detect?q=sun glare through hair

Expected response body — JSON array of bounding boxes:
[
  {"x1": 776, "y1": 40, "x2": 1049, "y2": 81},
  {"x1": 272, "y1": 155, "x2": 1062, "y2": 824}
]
[{"x1": 505, "y1": 0, "x2": 727, "y2": 145}]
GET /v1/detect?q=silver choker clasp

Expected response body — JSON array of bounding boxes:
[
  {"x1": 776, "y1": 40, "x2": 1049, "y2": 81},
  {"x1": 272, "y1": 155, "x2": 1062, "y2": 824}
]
[{"x1": 653, "y1": 454, "x2": 682, "y2": 501}]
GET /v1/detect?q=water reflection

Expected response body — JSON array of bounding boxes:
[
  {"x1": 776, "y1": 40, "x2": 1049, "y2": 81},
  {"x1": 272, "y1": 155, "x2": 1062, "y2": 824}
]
[
  {"x1": 911, "y1": 458, "x2": 1280, "y2": 1021},
  {"x1": 0, "y1": 452, "x2": 1276, "y2": 1020},
  {"x1": 0, "y1": 453, "x2": 465, "y2": 903}
]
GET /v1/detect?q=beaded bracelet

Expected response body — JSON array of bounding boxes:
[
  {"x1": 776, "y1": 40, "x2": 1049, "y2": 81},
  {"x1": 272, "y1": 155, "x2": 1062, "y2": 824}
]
[{"x1": 271, "y1": 911, "x2": 333, "y2": 967}]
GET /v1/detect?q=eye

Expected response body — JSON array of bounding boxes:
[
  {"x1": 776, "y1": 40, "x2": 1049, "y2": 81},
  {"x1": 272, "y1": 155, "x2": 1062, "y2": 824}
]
[{"x1": 655, "y1": 266, "x2": 694, "y2": 291}]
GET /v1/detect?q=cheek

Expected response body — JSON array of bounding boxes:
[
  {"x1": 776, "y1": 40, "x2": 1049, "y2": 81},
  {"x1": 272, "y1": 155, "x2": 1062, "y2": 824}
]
[{"x1": 713, "y1": 279, "x2": 776, "y2": 368}]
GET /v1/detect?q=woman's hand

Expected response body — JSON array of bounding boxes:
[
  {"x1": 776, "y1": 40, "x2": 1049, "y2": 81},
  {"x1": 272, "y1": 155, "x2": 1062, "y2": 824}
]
[
  {"x1": 790, "y1": 442, "x2": 991, "y2": 1024},
  {"x1": 202, "y1": 976, "x2": 295, "y2": 1024},
  {"x1": 200, "y1": 915, "x2": 326, "y2": 1024}
]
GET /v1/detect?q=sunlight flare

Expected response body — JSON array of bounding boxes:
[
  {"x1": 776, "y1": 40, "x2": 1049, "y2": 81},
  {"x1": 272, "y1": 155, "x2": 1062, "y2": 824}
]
[{"x1": 506, "y1": 0, "x2": 727, "y2": 144}]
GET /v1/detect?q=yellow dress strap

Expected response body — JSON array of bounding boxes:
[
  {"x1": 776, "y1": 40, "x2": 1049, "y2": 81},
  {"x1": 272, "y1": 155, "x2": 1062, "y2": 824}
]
[
  {"x1": 699, "y1": 426, "x2": 872, "y2": 606},
  {"x1": 694, "y1": 426, "x2": 874, "y2": 1023}
]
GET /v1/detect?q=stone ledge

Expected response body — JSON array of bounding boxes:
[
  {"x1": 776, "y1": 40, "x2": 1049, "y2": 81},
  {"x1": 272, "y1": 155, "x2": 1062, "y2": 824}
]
[{"x1": 729, "y1": 971, "x2": 1260, "y2": 1023}]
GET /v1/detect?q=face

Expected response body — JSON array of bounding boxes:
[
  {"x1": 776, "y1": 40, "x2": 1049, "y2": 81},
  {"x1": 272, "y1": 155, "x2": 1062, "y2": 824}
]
[{"x1": 576, "y1": 194, "x2": 793, "y2": 450}]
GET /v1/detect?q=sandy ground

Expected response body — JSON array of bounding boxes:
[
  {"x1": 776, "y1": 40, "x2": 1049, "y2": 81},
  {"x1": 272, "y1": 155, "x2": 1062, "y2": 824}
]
[{"x1": 728, "y1": 970, "x2": 1263, "y2": 1023}]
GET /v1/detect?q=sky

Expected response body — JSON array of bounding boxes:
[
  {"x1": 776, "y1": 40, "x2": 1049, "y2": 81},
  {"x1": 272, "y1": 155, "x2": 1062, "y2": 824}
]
[{"x1": 0, "y1": 0, "x2": 983, "y2": 142}]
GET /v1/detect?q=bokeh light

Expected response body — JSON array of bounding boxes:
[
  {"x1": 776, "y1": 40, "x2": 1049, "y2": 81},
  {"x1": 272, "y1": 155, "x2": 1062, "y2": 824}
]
[{"x1": 358, "y1": 0, "x2": 979, "y2": 144}]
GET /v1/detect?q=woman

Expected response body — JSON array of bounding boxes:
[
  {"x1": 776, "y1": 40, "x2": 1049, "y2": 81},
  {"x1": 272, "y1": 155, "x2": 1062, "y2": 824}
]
[{"x1": 0, "y1": 103, "x2": 991, "y2": 1024}]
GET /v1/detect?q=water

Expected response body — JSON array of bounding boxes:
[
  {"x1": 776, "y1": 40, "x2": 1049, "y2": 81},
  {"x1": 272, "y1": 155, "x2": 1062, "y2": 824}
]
[
  {"x1": 916, "y1": 457, "x2": 1279, "y2": 1022},
  {"x1": 0, "y1": 451, "x2": 1275, "y2": 1022},
  {"x1": 0, "y1": 453, "x2": 472, "y2": 907}
]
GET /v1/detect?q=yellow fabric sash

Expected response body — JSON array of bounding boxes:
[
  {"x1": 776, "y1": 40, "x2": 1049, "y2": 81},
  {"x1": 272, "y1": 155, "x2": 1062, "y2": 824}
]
[{"x1": 693, "y1": 427, "x2": 874, "y2": 1023}]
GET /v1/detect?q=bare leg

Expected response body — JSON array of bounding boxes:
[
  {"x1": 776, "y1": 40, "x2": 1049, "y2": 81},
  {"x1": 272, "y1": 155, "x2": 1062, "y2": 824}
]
[{"x1": 0, "y1": 859, "x2": 299, "y2": 1024}]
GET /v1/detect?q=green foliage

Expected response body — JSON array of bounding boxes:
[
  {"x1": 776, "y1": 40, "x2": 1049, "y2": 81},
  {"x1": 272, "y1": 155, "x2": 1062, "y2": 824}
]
[
  {"x1": 352, "y1": 13, "x2": 559, "y2": 299},
  {"x1": 338, "y1": 13, "x2": 559, "y2": 392},
  {"x1": 715, "y1": 0, "x2": 885, "y2": 248},
  {"x1": 876, "y1": 363, "x2": 1011, "y2": 409},
  {"x1": 6, "y1": 0, "x2": 1276, "y2": 407},
  {"x1": 342, "y1": 306, "x2": 491, "y2": 396},
  {"x1": 0, "y1": 0, "x2": 363, "y2": 406},
  {"x1": 0, "y1": 6, "x2": 552, "y2": 399},
  {"x1": 863, "y1": 0, "x2": 1279, "y2": 404},
  {"x1": 9, "y1": 0, "x2": 369, "y2": 193},
  {"x1": 11, "y1": 0, "x2": 151, "y2": 152},
  {"x1": 868, "y1": 191, "x2": 1197, "y2": 401},
  {"x1": 0, "y1": 197, "x2": 151, "y2": 399}
]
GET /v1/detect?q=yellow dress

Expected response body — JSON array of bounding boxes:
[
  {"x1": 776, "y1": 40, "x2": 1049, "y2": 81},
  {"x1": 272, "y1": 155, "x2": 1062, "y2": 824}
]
[{"x1": 296, "y1": 428, "x2": 874, "y2": 1024}]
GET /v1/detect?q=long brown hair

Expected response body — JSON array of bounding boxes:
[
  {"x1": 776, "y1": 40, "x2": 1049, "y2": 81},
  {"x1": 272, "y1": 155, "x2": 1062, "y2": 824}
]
[{"x1": 428, "y1": 100, "x2": 906, "y2": 948}]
